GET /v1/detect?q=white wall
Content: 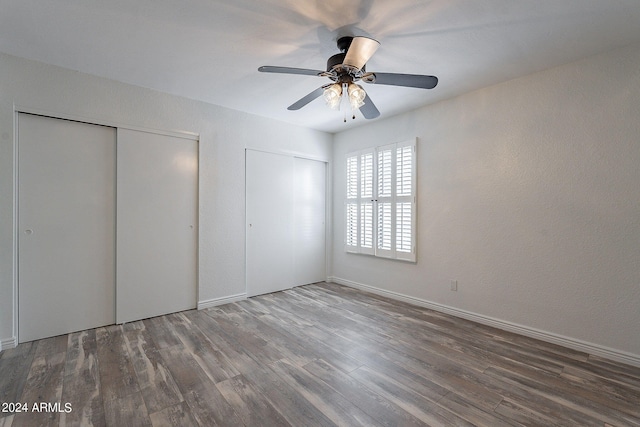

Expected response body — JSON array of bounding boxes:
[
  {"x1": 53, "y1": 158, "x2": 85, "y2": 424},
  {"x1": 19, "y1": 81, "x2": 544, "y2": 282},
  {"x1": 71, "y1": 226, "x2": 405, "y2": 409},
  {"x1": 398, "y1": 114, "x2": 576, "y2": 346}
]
[
  {"x1": 0, "y1": 52, "x2": 332, "y2": 348},
  {"x1": 3, "y1": 40, "x2": 639, "y2": 365},
  {"x1": 332, "y1": 43, "x2": 640, "y2": 364}
]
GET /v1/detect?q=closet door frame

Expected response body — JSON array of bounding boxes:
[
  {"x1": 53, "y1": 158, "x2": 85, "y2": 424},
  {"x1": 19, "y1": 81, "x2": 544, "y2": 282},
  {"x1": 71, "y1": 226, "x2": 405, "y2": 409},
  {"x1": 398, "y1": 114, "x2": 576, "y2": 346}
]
[{"x1": 12, "y1": 107, "x2": 200, "y2": 343}]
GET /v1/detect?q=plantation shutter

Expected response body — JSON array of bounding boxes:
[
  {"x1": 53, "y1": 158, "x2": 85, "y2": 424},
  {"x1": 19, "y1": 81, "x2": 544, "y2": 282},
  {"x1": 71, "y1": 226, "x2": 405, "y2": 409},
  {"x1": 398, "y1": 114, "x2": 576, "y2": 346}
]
[
  {"x1": 345, "y1": 138, "x2": 416, "y2": 262},
  {"x1": 395, "y1": 140, "x2": 416, "y2": 261},
  {"x1": 345, "y1": 155, "x2": 358, "y2": 251},
  {"x1": 345, "y1": 148, "x2": 375, "y2": 255},
  {"x1": 360, "y1": 151, "x2": 375, "y2": 254},
  {"x1": 376, "y1": 144, "x2": 394, "y2": 258}
]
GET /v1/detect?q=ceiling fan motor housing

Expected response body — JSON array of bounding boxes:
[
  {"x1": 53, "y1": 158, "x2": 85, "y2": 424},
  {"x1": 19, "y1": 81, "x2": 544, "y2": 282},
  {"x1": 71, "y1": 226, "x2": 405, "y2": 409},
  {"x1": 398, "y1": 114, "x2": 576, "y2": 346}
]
[
  {"x1": 326, "y1": 53, "x2": 366, "y2": 83},
  {"x1": 329, "y1": 37, "x2": 367, "y2": 77},
  {"x1": 326, "y1": 53, "x2": 346, "y2": 72}
]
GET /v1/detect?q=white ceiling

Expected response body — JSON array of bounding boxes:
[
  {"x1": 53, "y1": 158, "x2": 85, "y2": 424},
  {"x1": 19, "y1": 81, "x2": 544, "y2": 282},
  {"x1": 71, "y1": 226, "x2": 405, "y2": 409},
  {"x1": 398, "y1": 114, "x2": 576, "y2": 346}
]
[{"x1": 2, "y1": 0, "x2": 640, "y2": 133}]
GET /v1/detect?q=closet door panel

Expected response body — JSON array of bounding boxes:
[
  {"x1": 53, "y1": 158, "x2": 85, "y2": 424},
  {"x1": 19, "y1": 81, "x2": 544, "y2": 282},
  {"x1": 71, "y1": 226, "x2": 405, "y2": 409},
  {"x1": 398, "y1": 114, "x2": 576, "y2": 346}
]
[
  {"x1": 116, "y1": 129, "x2": 198, "y2": 323},
  {"x1": 293, "y1": 157, "x2": 326, "y2": 286},
  {"x1": 245, "y1": 150, "x2": 294, "y2": 297},
  {"x1": 18, "y1": 113, "x2": 116, "y2": 342}
]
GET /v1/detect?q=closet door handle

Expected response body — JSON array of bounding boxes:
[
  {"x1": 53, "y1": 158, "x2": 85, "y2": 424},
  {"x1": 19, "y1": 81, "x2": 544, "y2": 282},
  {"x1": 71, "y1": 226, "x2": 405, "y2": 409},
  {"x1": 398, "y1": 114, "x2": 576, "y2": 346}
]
[{"x1": 24, "y1": 229, "x2": 34, "y2": 235}]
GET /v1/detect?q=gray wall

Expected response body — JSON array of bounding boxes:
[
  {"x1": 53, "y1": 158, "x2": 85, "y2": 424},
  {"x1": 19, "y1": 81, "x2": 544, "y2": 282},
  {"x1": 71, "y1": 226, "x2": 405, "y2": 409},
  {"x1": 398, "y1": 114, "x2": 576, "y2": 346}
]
[
  {"x1": 0, "y1": 52, "x2": 332, "y2": 347},
  {"x1": 332, "y1": 43, "x2": 640, "y2": 363}
]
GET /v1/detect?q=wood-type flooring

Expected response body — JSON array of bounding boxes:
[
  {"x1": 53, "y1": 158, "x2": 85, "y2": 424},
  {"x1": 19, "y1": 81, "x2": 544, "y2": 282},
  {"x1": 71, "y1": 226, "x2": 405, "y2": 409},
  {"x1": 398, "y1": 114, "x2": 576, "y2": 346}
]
[{"x1": 1, "y1": 282, "x2": 639, "y2": 426}]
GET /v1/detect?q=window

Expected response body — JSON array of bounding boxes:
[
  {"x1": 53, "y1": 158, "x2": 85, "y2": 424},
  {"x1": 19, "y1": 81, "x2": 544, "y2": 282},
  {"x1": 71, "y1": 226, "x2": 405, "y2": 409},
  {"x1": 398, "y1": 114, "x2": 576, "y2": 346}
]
[{"x1": 345, "y1": 138, "x2": 416, "y2": 262}]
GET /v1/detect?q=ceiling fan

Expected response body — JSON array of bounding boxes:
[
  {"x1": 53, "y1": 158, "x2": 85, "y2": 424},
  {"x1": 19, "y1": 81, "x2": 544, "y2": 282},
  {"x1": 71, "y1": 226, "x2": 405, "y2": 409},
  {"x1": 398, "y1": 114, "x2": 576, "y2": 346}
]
[{"x1": 258, "y1": 36, "x2": 438, "y2": 121}]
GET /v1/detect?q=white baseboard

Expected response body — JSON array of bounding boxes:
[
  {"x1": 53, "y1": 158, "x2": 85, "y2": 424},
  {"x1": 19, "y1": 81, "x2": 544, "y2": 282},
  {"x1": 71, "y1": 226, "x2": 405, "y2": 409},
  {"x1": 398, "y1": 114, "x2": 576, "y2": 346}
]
[
  {"x1": 328, "y1": 276, "x2": 640, "y2": 368},
  {"x1": 0, "y1": 336, "x2": 17, "y2": 351},
  {"x1": 197, "y1": 293, "x2": 247, "y2": 310}
]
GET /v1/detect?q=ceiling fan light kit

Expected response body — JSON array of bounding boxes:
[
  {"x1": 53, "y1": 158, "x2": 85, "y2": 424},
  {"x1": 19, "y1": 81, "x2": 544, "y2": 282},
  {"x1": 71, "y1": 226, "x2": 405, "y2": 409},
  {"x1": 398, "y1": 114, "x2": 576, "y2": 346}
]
[
  {"x1": 259, "y1": 36, "x2": 438, "y2": 122},
  {"x1": 322, "y1": 82, "x2": 365, "y2": 109}
]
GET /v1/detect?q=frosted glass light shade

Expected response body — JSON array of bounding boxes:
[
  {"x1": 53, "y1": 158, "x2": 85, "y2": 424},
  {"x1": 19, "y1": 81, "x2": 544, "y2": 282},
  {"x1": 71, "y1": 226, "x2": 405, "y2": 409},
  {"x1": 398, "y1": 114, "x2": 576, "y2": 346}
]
[
  {"x1": 348, "y1": 83, "x2": 366, "y2": 109},
  {"x1": 323, "y1": 83, "x2": 342, "y2": 110}
]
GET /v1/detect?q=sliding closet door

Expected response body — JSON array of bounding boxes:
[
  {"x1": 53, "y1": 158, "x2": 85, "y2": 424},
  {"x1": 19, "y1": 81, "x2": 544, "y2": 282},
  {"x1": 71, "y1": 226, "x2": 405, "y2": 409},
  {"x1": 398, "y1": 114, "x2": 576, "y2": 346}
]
[
  {"x1": 116, "y1": 129, "x2": 198, "y2": 323},
  {"x1": 246, "y1": 150, "x2": 327, "y2": 297},
  {"x1": 18, "y1": 113, "x2": 116, "y2": 342},
  {"x1": 293, "y1": 157, "x2": 326, "y2": 286},
  {"x1": 246, "y1": 150, "x2": 294, "y2": 297}
]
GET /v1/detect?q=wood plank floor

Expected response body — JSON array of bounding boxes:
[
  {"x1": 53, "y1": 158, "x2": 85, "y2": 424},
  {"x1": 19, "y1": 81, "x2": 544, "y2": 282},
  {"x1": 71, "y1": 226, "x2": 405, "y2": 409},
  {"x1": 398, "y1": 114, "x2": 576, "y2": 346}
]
[{"x1": 1, "y1": 282, "x2": 639, "y2": 426}]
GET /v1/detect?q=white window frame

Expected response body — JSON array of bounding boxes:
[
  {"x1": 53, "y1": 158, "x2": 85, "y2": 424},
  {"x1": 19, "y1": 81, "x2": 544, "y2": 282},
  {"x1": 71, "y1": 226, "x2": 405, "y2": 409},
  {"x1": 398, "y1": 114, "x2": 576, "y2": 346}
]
[{"x1": 345, "y1": 138, "x2": 416, "y2": 262}]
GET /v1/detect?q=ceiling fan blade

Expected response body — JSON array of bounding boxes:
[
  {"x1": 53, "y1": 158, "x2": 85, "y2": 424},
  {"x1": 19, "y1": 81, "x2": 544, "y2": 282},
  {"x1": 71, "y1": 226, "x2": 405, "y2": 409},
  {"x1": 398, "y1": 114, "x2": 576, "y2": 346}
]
[
  {"x1": 287, "y1": 87, "x2": 325, "y2": 110},
  {"x1": 366, "y1": 72, "x2": 438, "y2": 89},
  {"x1": 259, "y1": 66, "x2": 324, "y2": 76},
  {"x1": 360, "y1": 93, "x2": 380, "y2": 119},
  {"x1": 342, "y1": 36, "x2": 380, "y2": 70}
]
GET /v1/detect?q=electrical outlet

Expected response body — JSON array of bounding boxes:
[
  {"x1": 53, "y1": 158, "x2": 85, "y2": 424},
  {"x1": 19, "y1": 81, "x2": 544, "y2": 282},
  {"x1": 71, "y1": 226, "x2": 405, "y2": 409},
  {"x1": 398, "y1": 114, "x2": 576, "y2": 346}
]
[{"x1": 450, "y1": 280, "x2": 458, "y2": 291}]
